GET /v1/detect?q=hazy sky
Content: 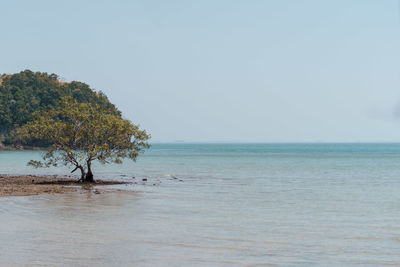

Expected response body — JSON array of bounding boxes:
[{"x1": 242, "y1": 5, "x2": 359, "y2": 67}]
[{"x1": 1, "y1": 0, "x2": 400, "y2": 142}]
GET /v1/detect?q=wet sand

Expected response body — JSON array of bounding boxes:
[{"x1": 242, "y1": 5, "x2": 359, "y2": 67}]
[{"x1": 0, "y1": 175, "x2": 129, "y2": 197}]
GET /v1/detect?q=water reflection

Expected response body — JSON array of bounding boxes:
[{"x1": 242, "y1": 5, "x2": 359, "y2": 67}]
[{"x1": 0, "y1": 191, "x2": 144, "y2": 266}]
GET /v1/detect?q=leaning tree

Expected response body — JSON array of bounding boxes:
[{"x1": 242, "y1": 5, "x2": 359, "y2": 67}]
[{"x1": 18, "y1": 97, "x2": 150, "y2": 182}]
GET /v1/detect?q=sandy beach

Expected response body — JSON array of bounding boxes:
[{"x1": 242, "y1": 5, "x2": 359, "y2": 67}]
[{"x1": 0, "y1": 175, "x2": 129, "y2": 197}]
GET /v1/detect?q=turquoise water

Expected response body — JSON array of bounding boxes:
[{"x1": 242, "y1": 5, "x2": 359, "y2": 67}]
[{"x1": 1, "y1": 143, "x2": 400, "y2": 266}]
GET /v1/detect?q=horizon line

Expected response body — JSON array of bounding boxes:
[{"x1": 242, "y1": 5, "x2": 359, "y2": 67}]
[{"x1": 150, "y1": 141, "x2": 400, "y2": 144}]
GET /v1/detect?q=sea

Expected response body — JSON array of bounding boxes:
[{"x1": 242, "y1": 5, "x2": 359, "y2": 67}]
[{"x1": 1, "y1": 143, "x2": 400, "y2": 266}]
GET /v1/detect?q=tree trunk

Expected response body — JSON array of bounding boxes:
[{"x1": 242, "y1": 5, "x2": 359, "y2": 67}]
[
  {"x1": 72, "y1": 165, "x2": 86, "y2": 182},
  {"x1": 79, "y1": 166, "x2": 86, "y2": 181},
  {"x1": 84, "y1": 161, "x2": 95, "y2": 183}
]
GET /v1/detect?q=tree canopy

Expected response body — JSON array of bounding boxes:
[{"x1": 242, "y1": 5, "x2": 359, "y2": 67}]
[
  {"x1": 0, "y1": 70, "x2": 120, "y2": 145},
  {"x1": 18, "y1": 97, "x2": 150, "y2": 182}
]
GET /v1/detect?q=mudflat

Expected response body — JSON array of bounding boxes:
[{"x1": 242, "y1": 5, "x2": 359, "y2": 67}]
[{"x1": 0, "y1": 175, "x2": 129, "y2": 197}]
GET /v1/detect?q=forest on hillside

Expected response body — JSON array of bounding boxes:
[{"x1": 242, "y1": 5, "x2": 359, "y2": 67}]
[{"x1": 0, "y1": 70, "x2": 120, "y2": 146}]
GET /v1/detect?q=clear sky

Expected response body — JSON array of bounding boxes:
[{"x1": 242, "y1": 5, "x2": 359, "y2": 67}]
[{"x1": 1, "y1": 0, "x2": 400, "y2": 142}]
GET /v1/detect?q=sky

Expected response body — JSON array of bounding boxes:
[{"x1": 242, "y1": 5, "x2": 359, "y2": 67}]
[{"x1": 1, "y1": 0, "x2": 400, "y2": 142}]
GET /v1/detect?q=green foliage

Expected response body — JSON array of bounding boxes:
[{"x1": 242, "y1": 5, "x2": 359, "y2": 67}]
[
  {"x1": 0, "y1": 70, "x2": 120, "y2": 144},
  {"x1": 19, "y1": 97, "x2": 150, "y2": 182}
]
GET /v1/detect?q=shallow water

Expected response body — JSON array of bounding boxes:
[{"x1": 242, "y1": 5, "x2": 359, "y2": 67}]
[{"x1": 1, "y1": 143, "x2": 400, "y2": 266}]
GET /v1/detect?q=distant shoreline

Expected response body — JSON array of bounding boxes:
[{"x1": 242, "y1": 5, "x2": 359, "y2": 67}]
[
  {"x1": 0, "y1": 175, "x2": 129, "y2": 197},
  {"x1": 0, "y1": 144, "x2": 47, "y2": 151}
]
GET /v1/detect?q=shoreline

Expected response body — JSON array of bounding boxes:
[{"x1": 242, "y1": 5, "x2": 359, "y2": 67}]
[
  {"x1": 0, "y1": 142, "x2": 48, "y2": 150},
  {"x1": 0, "y1": 175, "x2": 130, "y2": 197}
]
